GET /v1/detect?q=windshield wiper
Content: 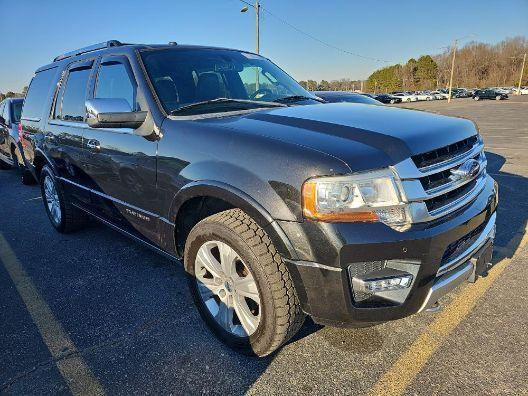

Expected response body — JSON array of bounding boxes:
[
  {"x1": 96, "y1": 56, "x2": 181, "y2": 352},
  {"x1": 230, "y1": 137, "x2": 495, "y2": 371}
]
[
  {"x1": 170, "y1": 98, "x2": 286, "y2": 115},
  {"x1": 273, "y1": 95, "x2": 324, "y2": 104}
]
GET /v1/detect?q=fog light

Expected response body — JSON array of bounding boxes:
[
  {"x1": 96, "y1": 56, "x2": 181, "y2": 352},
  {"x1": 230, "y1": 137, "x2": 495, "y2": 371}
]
[{"x1": 352, "y1": 269, "x2": 413, "y2": 293}]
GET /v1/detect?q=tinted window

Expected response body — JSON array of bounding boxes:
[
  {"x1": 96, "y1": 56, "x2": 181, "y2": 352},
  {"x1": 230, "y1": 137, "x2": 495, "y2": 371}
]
[
  {"x1": 12, "y1": 101, "x2": 23, "y2": 122},
  {"x1": 95, "y1": 62, "x2": 135, "y2": 109},
  {"x1": 141, "y1": 48, "x2": 315, "y2": 114},
  {"x1": 22, "y1": 68, "x2": 57, "y2": 120},
  {"x1": 59, "y1": 68, "x2": 91, "y2": 122}
]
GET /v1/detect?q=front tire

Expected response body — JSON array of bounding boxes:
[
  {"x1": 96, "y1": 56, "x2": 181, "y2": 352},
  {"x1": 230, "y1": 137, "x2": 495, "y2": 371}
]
[
  {"x1": 184, "y1": 209, "x2": 305, "y2": 356},
  {"x1": 474, "y1": 96, "x2": 480, "y2": 101},
  {"x1": 495, "y1": 95, "x2": 501, "y2": 101},
  {"x1": 40, "y1": 165, "x2": 88, "y2": 233}
]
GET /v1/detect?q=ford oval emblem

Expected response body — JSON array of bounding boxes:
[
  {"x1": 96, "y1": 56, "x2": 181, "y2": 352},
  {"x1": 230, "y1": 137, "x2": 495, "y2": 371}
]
[{"x1": 450, "y1": 159, "x2": 480, "y2": 181}]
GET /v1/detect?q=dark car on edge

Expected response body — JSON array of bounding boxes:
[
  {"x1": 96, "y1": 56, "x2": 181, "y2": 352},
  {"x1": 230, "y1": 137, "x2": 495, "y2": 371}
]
[
  {"x1": 0, "y1": 98, "x2": 24, "y2": 169},
  {"x1": 372, "y1": 93, "x2": 402, "y2": 104},
  {"x1": 472, "y1": 89, "x2": 508, "y2": 101},
  {"x1": 20, "y1": 41, "x2": 498, "y2": 356},
  {"x1": 313, "y1": 91, "x2": 381, "y2": 105}
]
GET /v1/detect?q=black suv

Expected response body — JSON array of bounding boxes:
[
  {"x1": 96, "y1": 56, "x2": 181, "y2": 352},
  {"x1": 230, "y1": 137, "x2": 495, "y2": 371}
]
[
  {"x1": 473, "y1": 89, "x2": 508, "y2": 101},
  {"x1": 21, "y1": 41, "x2": 498, "y2": 356}
]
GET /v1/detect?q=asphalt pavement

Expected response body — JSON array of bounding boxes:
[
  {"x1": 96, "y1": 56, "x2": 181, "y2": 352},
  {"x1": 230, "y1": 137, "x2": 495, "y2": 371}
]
[{"x1": 1, "y1": 95, "x2": 527, "y2": 395}]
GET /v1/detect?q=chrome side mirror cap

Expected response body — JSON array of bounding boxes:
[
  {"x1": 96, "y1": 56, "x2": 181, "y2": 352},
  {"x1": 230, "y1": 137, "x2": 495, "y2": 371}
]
[{"x1": 86, "y1": 98, "x2": 147, "y2": 129}]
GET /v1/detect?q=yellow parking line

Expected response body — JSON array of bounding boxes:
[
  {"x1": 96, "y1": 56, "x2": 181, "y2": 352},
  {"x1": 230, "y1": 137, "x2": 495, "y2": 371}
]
[
  {"x1": 370, "y1": 222, "x2": 528, "y2": 396},
  {"x1": 0, "y1": 234, "x2": 105, "y2": 395}
]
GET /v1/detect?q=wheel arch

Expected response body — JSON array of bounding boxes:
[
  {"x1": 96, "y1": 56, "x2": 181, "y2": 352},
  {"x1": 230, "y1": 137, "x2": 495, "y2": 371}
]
[{"x1": 169, "y1": 180, "x2": 298, "y2": 261}]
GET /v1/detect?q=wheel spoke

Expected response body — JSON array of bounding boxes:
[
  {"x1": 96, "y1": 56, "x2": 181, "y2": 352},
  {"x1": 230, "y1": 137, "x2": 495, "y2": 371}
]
[
  {"x1": 218, "y1": 242, "x2": 237, "y2": 277},
  {"x1": 233, "y1": 296, "x2": 259, "y2": 336},
  {"x1": 196, "y1": 279, "x2": 221, "y2": 301},
  {"x1": 196, "y1": 244, "x2": 223, "y2": 278},
  {"x1": 233, "y1": 276, "x2": 260, "y2": 304},
  {"x1": 215, "y1": 302, "x2": 234, "y2": 331}
]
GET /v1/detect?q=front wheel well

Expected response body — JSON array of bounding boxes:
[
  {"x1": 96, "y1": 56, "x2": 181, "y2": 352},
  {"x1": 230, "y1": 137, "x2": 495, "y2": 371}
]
[
  {"x1": 174, "y1": 196, "x2": 235, "y2": 256},
  {"x1": 33, "y1": 154, "x2": 47, "y2": 180}
]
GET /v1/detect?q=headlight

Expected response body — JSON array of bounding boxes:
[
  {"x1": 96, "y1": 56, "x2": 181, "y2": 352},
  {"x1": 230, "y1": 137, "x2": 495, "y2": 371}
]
[{"x1": 302, "y1": 169, "x2": 410, "y2": 229}]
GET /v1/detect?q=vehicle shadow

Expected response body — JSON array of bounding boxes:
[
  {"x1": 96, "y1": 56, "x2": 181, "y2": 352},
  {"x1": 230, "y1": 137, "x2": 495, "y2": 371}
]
[{"x1": 485, "y1": 151, "x2": 528, "y2": 261}]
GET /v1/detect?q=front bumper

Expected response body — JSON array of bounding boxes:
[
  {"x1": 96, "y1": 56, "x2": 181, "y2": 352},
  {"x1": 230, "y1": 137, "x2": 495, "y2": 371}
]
[{"x1": 281, "y1": 175, "x2": 498, "y2": 326}]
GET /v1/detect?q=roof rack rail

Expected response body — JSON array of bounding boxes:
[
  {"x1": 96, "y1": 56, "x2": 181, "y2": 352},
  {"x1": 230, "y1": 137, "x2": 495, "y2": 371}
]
[{"x1": 53, "y1": 40, "x2": 123, "y2": 62}]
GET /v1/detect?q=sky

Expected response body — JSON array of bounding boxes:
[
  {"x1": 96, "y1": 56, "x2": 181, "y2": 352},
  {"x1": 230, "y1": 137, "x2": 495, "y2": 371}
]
[{"x1": 1, "y1": 0, "x2": 527, "y2": 92}]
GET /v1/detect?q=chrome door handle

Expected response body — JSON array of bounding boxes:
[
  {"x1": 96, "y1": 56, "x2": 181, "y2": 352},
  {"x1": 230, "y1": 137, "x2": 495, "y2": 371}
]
[{"x1": 86, "y1": 139, "x2": 100, "y2": 151}]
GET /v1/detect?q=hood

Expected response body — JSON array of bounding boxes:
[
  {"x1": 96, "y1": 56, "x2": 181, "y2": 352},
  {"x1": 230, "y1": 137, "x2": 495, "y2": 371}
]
[{"x1": 194, "y1": 103, "x2": 478, "y2": 171}]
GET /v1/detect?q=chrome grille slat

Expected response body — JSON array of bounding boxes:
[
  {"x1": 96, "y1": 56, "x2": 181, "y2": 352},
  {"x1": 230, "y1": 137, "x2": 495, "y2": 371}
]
[
  {"x1": 392, "y1": 135, "x2": 487, "y2": 223},
  {"x1": 394, "y1": 141, "x2": 484, "y2": 179}
]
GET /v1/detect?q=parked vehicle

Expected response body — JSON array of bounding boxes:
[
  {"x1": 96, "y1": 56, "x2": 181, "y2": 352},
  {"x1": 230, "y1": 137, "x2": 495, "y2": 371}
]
[
  {"x1": 391, "y1": 92, "x2": 418, "y2": 102},
  {"x1": 373, "y1": 94, "x2": 402, "y2": 104},
  {"x1": 0, "y1": 98, "x2": 24, "y2": 169},
  {"x1": 429, "y1": 91, "x2": 447, "y2": 100},
  {"x1": 472, "y1": 89, "x2": 508, "y2": 101},
  {"x1": 21, "y1": 41, "x2": 498, "y2": 356},
  {"x1": 313, "y1": 91, "x2": 381, "y2": 105},
  {"x1": 413, "y1": 92, "x2": 434, "y2": 101}
]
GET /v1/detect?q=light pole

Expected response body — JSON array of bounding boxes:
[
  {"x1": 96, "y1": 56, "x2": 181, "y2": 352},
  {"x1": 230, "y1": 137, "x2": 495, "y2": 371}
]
[
  {"x1": 517, "y1": 53, "x2": 526, "y2": 95},
  {"x1": 447, "y1": 35, "x2": 475, "y2": 103},
  {"x1": 240, "y1": 1, "x2": 260, "y2": 54},
  {"x1": 447, "y1": 39, "x2": 457, "y2": 103}
]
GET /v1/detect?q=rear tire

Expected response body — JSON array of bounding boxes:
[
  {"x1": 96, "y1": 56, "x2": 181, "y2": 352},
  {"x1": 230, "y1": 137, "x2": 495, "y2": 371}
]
[
  {"x1": 495, "y1": 95, "x2": 501, "y2": 101},
  {"x1": 40, "y1": 165, "x2": 88, "y2": 233},
  {"x1": 184, "y1": 208, "x2": 305, "y2": 356},
  {"x1": 474, "y1": 96, "x2": 480, "y2": 101}
]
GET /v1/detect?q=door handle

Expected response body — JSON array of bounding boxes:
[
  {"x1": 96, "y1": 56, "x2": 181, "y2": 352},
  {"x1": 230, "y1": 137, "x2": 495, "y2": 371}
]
[{"x1": 86, "y1": 139, "x2": 100, "y2": 151}]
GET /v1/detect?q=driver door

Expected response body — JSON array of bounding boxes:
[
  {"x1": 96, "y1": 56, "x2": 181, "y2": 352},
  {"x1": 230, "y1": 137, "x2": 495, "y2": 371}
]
[{"x1": 81, "y1": 54, "x2": 159, "y2": 244}]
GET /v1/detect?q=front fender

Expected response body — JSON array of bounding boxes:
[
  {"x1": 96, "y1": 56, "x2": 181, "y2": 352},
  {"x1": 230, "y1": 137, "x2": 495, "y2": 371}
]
[{"x1": 168, "y1": 180, "x2": 299, "y2": 260}]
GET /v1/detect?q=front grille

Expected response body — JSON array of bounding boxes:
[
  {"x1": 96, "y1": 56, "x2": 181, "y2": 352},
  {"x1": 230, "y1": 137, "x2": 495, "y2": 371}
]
[
  {"x1": 419, "y1": 153, "x2": 480, "y2": 191},
  {"x1": 412, "y1": 135, "x2": 478, "y2": 169},
  {"x1": 394, "y1": 134, "x2": 486, "y2": 222},
  {"x1": 425, "y1": 177, "x2": 478, "y2": 212}
]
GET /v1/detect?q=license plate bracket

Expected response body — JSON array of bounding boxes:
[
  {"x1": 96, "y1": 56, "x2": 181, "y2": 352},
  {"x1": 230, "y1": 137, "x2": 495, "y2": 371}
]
[{"x1": 468, "y1": 241, "x2": 494, "y2": 283}]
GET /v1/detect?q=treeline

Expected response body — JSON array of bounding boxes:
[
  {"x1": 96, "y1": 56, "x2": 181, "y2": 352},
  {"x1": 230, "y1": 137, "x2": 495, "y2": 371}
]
[
  {"x1": 299, "y1": 37, "x2": 527, "y2": 92},
  {"x1": 299, "y1": 79, "x2": 364, "y2": 92},
  {"x1": 0, "y1": 86, "x2": 27, "y2": 101}
]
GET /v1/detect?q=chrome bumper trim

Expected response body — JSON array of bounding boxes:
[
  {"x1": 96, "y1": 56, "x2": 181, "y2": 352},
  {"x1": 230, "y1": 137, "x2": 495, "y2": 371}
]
[{"x1": 418, "y1": 212, "x2": 496, "y2": 312}]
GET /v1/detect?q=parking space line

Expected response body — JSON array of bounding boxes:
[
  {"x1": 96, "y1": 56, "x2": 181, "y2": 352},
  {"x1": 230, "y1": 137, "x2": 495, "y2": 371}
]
[
  {"x1": 369, "y1": 222, "x2": 528, "y2": 396},
  {"x1": 0, "y1": 234, "x2": 105, "y2": 395}
]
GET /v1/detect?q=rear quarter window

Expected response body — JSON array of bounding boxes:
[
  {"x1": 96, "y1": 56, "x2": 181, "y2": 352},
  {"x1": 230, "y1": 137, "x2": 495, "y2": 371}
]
[{"x1": 22, "y1": 67, "x2": 58, "y2": 121}]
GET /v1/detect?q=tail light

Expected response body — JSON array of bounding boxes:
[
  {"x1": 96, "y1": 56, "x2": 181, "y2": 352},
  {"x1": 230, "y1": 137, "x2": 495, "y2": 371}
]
[{"x1": 18, "y1": 123, "x2": 26, "y2": 147}]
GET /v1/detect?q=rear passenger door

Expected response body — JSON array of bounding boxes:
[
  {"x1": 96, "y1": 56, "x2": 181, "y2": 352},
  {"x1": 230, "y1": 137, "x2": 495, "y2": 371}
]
[
  {"x1": 46, "y1": 59, "x2": 94, "y2": 206},
  {"x1": 82, "y1": 55, "x2": 158, "y2": 243}
]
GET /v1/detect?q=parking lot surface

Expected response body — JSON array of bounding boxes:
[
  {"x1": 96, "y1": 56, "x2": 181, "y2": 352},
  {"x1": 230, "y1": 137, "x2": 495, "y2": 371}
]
[{"x1": 1, "y1": 96, "x2": 527, "y2": 395}]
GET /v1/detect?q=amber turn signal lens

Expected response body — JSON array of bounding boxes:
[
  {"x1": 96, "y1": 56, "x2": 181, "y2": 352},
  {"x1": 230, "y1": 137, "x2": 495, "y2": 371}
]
[{"x1": 302, "y1": 181, "x2": 379, "y2": 222}]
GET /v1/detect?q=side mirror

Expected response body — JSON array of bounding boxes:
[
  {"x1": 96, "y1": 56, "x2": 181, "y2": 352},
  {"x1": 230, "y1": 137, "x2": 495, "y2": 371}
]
[{"x1": 86, "y1": 98, "x2": 147, "y2": 129}]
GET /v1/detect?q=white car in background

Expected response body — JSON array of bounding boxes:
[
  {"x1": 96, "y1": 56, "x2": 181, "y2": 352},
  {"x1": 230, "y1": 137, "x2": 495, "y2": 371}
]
[
  {"x1": 392, "y1": 92, "x2": 418, "y2": 102},
  {"x1": 414, "y1": 92, "x2": 434, "y2": 101},
  {"x1": 430, "y1": 91, "x2": 448, "y2": 99}
]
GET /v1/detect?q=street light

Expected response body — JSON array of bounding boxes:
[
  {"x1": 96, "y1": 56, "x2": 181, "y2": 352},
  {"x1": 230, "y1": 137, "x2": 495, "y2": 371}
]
[{"x1": 240, "y1": 1, "x2": 260, "y2": 54}]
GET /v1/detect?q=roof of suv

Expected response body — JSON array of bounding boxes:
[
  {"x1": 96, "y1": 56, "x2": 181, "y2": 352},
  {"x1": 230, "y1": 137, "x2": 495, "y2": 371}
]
[{"x1": 36, "y1": 40, "x2": 256, "y2": 72}]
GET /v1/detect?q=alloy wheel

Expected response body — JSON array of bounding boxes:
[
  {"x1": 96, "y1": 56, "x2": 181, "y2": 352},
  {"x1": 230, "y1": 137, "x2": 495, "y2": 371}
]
[
  {"x1": 44, "y1": 175, "x2": 61, "y2": 224},
  {"x1": 194, "y1": 240, "x2": 261, "y2": 337}
]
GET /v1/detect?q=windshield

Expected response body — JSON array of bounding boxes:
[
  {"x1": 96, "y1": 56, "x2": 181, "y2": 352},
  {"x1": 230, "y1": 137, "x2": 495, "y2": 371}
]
[
  {"x1": 140, "y1": 48, "x2": 317, "y2": 114},
  {"x1": 12, "y1": 101, "x2": 23, "y2": 122}
]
